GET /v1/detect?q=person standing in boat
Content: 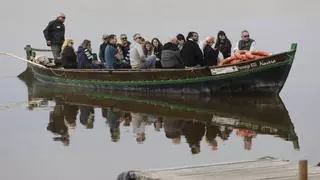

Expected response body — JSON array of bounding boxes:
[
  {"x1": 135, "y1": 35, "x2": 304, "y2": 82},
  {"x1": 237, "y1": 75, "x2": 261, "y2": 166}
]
[
  {"x1": 180, "y1": 32, "x2": 204, "y2": 67},
  {"x1": 104, "y1": 34, "x2": 118, "y2": 69},
  {"x1": 129, "y1": 33, "x2": 156, "y2": 69},
  {"x1": 203, "y1": 36, "x2": 219, "y2": 66},
  {"x1": 234, "y1": 30, "x2": 256, "y2": 52},
  {"x1": 61, "y1": 39, "x2": 77, "y2": 69},
  {"x1": 99, "y1": 34, "x2": 109, "y2": 62},
  {"x1": 43, "y1": 12, "x2": 66, "y2": 61},
  {"x1": 214, "y1": 30, "x2": 232, "y2": 59},
  {"x1": 160, "y1": 37, "x2": 184, "y2": 69}
]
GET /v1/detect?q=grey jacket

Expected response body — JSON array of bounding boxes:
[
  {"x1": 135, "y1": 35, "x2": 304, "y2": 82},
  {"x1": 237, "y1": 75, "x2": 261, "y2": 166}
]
[{"x1": 160, "y1": 42, "x2": 184, "y2": 68}]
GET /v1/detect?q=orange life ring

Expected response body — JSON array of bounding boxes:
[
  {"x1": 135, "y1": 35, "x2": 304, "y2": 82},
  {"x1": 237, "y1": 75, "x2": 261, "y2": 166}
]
[
  {"x1": 230, "y1": 59, "x2": 241, "y2": 64},
  {"x1": 245, "y1": 51, "x2": 255, "y2": 59},
  {"x1": 251, "y1": 50, "x2": 272, "y2": 56},
  {"x1": 240, "y1": 54, "x2": 247, "y2": 60},
  {"x1": 253, "y1": 55, "x2": 264, "y2": 59}
]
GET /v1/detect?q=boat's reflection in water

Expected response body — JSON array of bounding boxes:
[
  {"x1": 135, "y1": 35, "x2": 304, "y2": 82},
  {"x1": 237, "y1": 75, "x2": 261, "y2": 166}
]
[{"x1": 24, "y1": 80, "x2": 300, "y2": 154}]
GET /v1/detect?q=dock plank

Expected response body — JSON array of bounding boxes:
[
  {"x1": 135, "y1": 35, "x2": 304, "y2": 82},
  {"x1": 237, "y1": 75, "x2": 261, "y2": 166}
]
[{"x1": 132, "y1": 158, "x2": 320, "y2": 180}]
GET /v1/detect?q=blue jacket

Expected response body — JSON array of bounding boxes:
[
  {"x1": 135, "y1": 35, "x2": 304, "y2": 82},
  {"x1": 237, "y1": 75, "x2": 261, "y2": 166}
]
[
  {"x1": 77, "y1": 46, "x2": 93, "y2": 69},
  {"x1": 104, "y1": 44, "x2": 117, "y2": 69}
]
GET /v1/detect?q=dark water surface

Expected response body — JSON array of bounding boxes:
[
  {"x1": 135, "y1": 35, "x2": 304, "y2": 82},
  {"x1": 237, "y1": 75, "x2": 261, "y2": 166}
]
[{"x1": 1, "y1": 0, "x2": 320, "y2": 179}]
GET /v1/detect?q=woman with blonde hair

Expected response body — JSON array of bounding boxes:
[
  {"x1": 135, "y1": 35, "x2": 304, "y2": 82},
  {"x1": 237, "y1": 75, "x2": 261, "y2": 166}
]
[{"x1": 61, "y1": 39, "x2": 77, "y2": 69}]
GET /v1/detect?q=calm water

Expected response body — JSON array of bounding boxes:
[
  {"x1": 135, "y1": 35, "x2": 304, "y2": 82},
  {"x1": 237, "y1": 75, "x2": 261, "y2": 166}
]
[{"x1": 1, "y1": 0, "x2": 320, "y2": 179}]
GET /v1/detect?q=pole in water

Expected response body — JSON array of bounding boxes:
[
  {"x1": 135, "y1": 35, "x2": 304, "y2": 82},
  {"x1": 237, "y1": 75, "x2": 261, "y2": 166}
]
[{"x1": 299, "y1": 160, "x2": 308, "y2": 180}]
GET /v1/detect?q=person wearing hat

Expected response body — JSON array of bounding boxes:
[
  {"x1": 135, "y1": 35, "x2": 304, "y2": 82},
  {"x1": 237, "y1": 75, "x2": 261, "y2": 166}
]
[
  {"x1": 129, "y1": 33, "x2": 156, "y2": 69},
  {"x1": 43, "y1": 12, "x2": 66, "y2": 63}
]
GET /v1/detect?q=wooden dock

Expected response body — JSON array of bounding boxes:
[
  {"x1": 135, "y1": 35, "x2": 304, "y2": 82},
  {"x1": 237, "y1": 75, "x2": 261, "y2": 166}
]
[{"x1": 126, "y1": 157, "x2": 320, "y2": 180}]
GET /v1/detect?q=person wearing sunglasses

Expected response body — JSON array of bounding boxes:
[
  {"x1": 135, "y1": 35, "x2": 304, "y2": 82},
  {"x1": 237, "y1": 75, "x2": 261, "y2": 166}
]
[
  {"x1": 234, "y1": 30, "x2": 255, "y2": 52},
  {"x1": 43, "y1": 12, "x2": 66, "y2": 63},
  {"x1": 129, "y1": 33, "x2": 156, "y2": 69},
  {"x1": 119, "y1": 34, "x2": 131, "y2": 66}
]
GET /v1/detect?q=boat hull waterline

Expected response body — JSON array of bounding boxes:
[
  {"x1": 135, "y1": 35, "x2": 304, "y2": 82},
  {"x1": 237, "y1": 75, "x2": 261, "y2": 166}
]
[{"x1": 25, "y1": 43, "x2": 297, "y2": 95}]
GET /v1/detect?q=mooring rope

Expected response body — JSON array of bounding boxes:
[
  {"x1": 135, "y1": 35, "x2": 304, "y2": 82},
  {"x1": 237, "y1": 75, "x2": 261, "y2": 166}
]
[
  {"x1": 0, "y1": 52, "x2": 46, "y2": 68},
  {"x1": 49, "y1": 68, "x2": 66, "y2": 77}
]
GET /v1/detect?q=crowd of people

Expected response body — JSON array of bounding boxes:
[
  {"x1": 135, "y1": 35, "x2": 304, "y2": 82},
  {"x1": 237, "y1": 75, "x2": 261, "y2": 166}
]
[
  {"x1": 45, "y1": 102, "x2": 257, "y2": 153},
  {"x1": 43, "y1": 12, "x2": 256, "y2": 69}
]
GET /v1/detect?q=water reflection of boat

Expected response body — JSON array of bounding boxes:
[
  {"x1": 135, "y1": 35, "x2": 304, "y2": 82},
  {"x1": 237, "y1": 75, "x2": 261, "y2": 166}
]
[{"x1": 21, "y1": 78, "x2": 299, "y2": 152}]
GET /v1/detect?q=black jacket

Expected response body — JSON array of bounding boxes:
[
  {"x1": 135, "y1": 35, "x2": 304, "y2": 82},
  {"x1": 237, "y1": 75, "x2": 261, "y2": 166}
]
[
  {"x1": 203, "y1": 45, "x2": 219, "y2": 66},
  {"x1": 43, "y1": 19, "x2": 65, "y2": 46},
  {"x1": 214, "y1": 39, "x2": 232, "y2": 59},
  {"x1": 99, "y1": 42, "x2": 107, "y2": 62},
  {"x1": 180, "y1": 40, "x2": 203, "y2": 67},
  {"x1": 61, "y1": 46, "x2": 77, "y2": 69}
]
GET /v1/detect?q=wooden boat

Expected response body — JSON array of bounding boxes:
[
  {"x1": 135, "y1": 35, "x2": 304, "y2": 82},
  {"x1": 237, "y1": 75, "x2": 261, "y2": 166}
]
[
  {"x1": 21, "y1": 79, "x2": 299, "y2": 150},
  {"x1": 21, "y1": 43, "x2": 298, "y2": 95}
]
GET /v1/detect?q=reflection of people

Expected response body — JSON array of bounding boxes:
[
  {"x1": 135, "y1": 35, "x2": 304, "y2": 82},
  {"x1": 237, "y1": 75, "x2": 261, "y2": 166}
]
[
  {"x1": 104, "y1": 107, "x2": 122, "y2": 142},
  {"x1": 205, "y1": 123, "x2": 221, "y2": 151},
  {"x1": 63, "y1": 104, "x2": 78, "y2": 129},
  {"x1": 236, "y1": 129, "x2": 257, "y2": 151},
  {"x1": 122, "y1": 112, "x2": 132, "y2": 127},
  {"x1": 218, "y1": 125, "x2": 233, "y2": 141},
  {"x1": 46, "y1": 103, "x2": 69, "y2": 146},
  {"x1": 151, "y1": 116, "x2": 163, "y2": 132},
  {"x1": 79, "y1": 106, "x2": 95, "y2": 129},
  {"x1": 182, "y1": 121, "x2": 205, "y2": 154},
  {"x1": 132, "y1": 113, "x2": 148, "y2": 143},
  {"x1": 164, "y1": 119, "x2": 185, "y2": 144}
]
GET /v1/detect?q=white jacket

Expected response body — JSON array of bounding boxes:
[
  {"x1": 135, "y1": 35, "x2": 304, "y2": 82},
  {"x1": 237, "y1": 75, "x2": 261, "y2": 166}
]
[{"x1": 129, "y1": 42, "x2": 146, "y2": 69}]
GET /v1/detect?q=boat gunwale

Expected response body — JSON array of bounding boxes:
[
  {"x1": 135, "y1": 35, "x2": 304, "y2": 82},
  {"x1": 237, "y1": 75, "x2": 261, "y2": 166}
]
[{"x1": 32, "y1": 49, "x2": 296, "y2": 74}]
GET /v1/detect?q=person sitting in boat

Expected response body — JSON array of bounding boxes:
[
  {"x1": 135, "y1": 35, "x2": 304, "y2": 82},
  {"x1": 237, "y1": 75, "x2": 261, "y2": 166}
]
[
  {"x1": 180, "y1": 32, "x2": 204, "y2": 67},
  {"x1": 99, "y1": 34, "x2": 109, "y2": 62},
  {"x1": 104, "y1": 34, "x2": 118, "y2": 69},
  {"x1": 77, "y1": 39, "x2": 102, "y2": 69},
  {"x1": 151, "y1": 38, "x2": 163, "y2": 68},
  {"x1": 214, "y1": 30, "x2": 232, "y2": 59},
  {"x1": 160, "y1": 37, "x2": 184, "y2": 69},
  {"x1": 129, "y1": 33, "x2": 156, "y2": 69},
  {"x1": 43, "y1": 12, "x2": 66, "y2": 62},
  {"x1": 203, "y1": 36, "x2": 219, "y2": 66},
  {"x1": 119, "y1": 34, "x2": 131, "y2": 65},
  {"x1": 143, "y1": 41, "x2": 154, "y2": 57},
  {"x1": 176, "y1": 33, "x2": 185, "y2": 50},
  {"x1": 234, "y1": 30, "x2": 256, "y2": 52},
  {"x1": 61, "y1": 39, "x2": 77, "y2": 69}
]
